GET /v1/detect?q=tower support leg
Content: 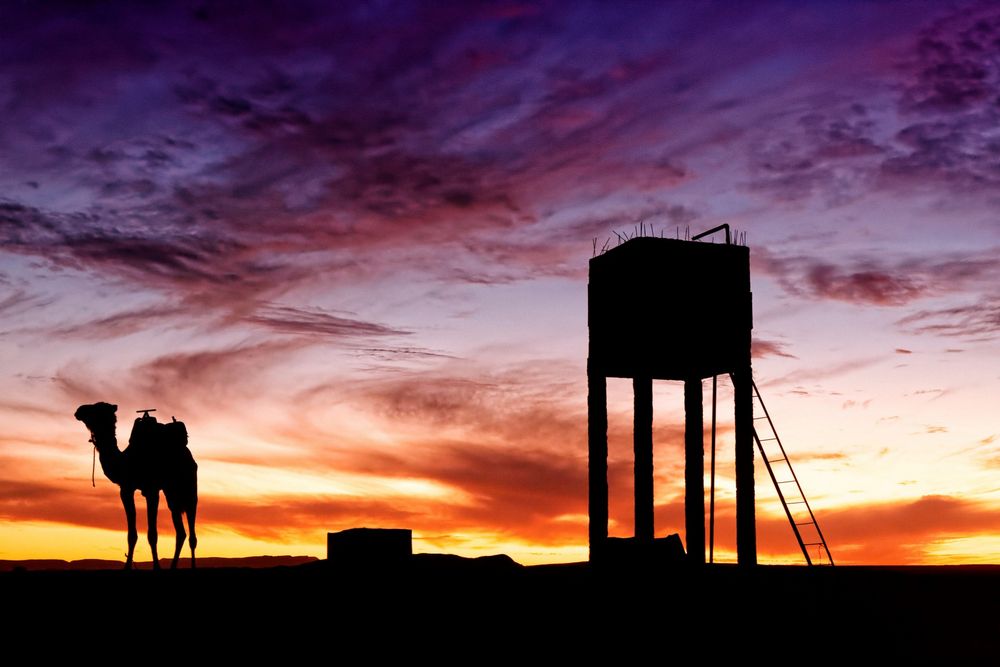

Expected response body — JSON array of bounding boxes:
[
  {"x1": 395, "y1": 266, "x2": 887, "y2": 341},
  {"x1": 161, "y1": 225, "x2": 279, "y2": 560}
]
[
  {"x1": 633, "y1": 376, "x2": 654, "y2": 544},
  {"x1": 734, "y1": 366, "x2": 757, "y2": 565},
  {"x1": 685, "y1": 377, "x2": 705, "y2": 564},
  {"x1": 588, "y1": 363, "x2": 608, "y2": 561}
]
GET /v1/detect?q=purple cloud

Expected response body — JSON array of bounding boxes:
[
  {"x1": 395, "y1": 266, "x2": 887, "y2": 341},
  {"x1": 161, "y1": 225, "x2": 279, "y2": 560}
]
[
  {"x1": 755, "y1": 248, "x2": 999, "y2": 306},
  {"x1": 752, "y1": 338, "x2": 797, "y2": 359}
]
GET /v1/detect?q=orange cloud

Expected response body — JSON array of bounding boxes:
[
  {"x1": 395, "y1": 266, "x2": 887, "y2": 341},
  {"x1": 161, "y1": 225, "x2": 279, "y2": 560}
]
[{"x1": 706, "y1": 495, "x2": 1000, "y2": 564}]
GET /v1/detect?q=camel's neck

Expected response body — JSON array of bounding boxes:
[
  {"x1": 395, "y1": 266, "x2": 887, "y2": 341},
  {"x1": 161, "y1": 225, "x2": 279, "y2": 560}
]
[{"x1": 92, "y1": 430, "x2": 125, "y2": 486}]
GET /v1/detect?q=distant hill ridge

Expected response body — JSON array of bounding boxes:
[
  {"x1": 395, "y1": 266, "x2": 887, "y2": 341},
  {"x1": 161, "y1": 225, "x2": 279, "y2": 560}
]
[{"x1": 0, "y1": 555, "x2": 319, "y2": 571}]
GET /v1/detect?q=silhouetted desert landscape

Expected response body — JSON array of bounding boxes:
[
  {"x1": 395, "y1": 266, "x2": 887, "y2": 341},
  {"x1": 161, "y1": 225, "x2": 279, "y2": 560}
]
[{"x1": 4, "y1": 558, "x2": 998, "y2": 657}]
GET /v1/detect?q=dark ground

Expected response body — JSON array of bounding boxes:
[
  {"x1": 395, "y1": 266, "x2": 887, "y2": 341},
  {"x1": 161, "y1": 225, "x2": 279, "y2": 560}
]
[{"x1": 4, "y1": 558, "x2": 997, "y2": 659}]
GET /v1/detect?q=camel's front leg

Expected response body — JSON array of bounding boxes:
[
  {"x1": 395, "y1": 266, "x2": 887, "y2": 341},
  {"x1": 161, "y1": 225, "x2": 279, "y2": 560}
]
[
  {"x1": 146, "y1": 492, "x2": 161, "y2": 570},
  {"x1": 121, "y1": 488, "x2": 137, "y2": 570}
]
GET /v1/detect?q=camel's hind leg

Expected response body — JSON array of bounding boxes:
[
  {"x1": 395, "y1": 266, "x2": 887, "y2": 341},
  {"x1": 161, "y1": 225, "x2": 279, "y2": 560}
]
[
  {"x1": 186, "y1": 501, "x2": 197, "y2": 569},
  {"x1": 146, "y1": 492, "x2": 161, "y2": 570},
  {"x1": 170, "y1": 508, "x2": 187, "y2": 569}
]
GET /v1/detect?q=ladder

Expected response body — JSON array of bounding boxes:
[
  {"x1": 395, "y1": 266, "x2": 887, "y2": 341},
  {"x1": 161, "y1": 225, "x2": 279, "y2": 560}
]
[{"x1": 748, "y1": 377, "x2": 834, "y2": 566}]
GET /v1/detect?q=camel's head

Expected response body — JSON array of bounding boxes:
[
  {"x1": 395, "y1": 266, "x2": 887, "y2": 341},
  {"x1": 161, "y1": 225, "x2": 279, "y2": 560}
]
[{"x1": 74, "y1": 402, "x2": 118, "y2": 441}]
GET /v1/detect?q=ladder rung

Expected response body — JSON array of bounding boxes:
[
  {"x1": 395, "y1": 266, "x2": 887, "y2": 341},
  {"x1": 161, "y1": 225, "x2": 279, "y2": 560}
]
[
  {"x1": 778, "y1": 480, "x2": 797, "y2": 484},
  {"x1": 753, "y1": 416, "x2": 769, "y2": 421},
  {"x1": 760, "y1": 437, "x2": 777, "y2": 442},
  {"x1": 802, "y1": 542, "x2": 824, "y2": 546},
  {"x1": 795, "y1": 522, "x2": 815, "y2": 526},
  {"x1": 787, "y1": 501, "x2": 806, "y2": 504},
  {"x1": 767, "y1": 456, "x2": 786, "y2": 463}
]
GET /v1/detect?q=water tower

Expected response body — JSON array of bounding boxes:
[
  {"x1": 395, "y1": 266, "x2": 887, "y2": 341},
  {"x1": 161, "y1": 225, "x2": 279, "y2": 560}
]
[{"x1": 588, "y1": 228, "x2": 756, "y2": 565}]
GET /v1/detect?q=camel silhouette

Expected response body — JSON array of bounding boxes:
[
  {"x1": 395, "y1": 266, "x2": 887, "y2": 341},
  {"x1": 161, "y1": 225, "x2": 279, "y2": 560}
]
[{"x1": 74, "y1": 402, "x2": 198, "y2": 569}]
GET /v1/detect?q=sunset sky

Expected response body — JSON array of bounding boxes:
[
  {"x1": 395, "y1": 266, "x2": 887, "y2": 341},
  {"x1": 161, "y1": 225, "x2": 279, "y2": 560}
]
[{"x1": 1, "y1": 1, "x2": 998, "y2": 566}]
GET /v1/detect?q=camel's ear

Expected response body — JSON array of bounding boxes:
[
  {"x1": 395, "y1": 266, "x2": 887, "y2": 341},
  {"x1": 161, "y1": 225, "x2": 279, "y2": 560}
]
[{"x1": 111, "y1": 404, "x2": 118, "y2": 413}]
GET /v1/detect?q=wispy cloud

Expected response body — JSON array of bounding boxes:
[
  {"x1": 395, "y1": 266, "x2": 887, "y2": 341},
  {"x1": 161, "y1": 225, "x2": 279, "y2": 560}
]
[
  {"x1": 898, "y1": 295, "x2": 1000, "y2": 339},
  {"x1": 245, "y1": 304, "x2": 409, "y2": 338},
  {"x1": 48, "y1": 305, "x2": 189, "y2": 339},
  {"x1": 0, "y1": 288, "x2": 55, "y2": 321},
  {"x1": 53, "y1": 340, "x2": 311, "y2": 417},
  {"x1": 765, "y1": 356, "x2": 884, "y2": 387}
]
